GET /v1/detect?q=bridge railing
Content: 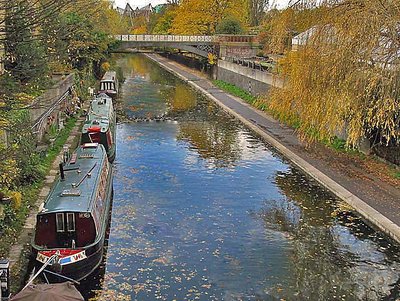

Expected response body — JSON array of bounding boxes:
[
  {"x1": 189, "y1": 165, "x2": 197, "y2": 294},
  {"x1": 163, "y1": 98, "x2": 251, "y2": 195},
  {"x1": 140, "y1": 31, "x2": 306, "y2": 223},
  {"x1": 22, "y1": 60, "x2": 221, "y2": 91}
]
[{"x1": 115, "y1": 35, "x2": 216, "y2": 43}]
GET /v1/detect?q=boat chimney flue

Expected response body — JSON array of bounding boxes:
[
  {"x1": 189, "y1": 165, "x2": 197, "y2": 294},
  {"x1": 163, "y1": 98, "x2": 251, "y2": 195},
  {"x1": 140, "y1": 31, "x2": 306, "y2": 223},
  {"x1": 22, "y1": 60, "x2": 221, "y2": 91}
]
[{"x1": 59, "y1": 162, "x2": 65, "y2": 181}]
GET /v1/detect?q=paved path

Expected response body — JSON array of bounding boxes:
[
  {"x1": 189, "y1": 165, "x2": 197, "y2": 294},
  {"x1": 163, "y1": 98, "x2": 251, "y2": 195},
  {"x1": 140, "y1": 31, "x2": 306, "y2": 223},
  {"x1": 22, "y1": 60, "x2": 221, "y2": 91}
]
[{"x1": 146, "y1": 53, "x2": 400, "y2": 244}]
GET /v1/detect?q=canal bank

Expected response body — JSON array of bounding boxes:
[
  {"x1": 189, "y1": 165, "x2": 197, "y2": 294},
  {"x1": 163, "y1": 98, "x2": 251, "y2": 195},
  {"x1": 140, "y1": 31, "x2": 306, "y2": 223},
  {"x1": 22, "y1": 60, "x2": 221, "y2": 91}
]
[
  {"x1": 7, "y1": 114, "x2": 86, "y2": 293},
  {"x1": 145, "y1": 53, "x2": 400, "y2": 244}
]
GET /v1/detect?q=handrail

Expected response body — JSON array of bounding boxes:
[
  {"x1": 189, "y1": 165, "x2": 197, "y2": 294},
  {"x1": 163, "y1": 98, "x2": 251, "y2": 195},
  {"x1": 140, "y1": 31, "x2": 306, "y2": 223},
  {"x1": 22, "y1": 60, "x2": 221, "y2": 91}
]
[
  {"x1": 114, "y1": 34, "x2": 254, "y2": 43},
  {"x1": 114, "y1": 34, "x2": 258, "y2": 44}
]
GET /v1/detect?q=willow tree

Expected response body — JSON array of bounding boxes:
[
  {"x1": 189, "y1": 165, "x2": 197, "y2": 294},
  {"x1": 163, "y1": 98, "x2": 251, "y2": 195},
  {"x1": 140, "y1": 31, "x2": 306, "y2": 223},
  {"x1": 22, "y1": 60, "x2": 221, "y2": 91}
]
[{"x1": 267, "y1": 0, "x2": 400, "y2": 147}]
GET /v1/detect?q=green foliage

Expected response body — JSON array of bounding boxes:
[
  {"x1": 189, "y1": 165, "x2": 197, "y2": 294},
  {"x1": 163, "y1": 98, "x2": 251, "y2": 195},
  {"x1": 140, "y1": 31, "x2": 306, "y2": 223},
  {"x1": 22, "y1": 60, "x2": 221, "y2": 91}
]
[
  {"x1": 5, "y1": 0, "x2": 49, "y2": 84},
  {"x1": 328, "y1": 137, "x2": 346, "y2": 151},
  {"x1": 74, "y1": 69, "x2": 97, "y2": 101},
  {"x1": 0, "y1": 74, "x2": 19, "y2": 101},
  {"x1": 8, "y1": 110, "x2": 46, "y2": 185},
  {"x1": 61, "y1": 12, "x2": 110, "y2": 70},
  {"x1": 0, "y1": 116, "x2": 77, "y2": 257},
  {"x1": 42, "y1": 117, "x2": 77, "y2": 170},
  {"x1": 216, "y1": 17, "x2": 244, "y2": 34},
  {"x1": 152, "y1": 6, "x2": 178, "y2": 34}
]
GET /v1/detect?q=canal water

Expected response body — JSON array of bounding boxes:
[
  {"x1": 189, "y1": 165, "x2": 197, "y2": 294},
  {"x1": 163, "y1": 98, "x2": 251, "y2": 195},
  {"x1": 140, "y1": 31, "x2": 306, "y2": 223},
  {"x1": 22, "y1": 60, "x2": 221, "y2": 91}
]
[{"x1": 84, "y1": 54, "x2": 400, "y2": 300}]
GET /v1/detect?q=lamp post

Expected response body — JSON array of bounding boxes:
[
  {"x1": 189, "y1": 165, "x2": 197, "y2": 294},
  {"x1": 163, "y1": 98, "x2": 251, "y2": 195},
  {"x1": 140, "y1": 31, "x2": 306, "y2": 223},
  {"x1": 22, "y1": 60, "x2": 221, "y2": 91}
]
[{"x1": 0, "y1": 259, "x2": 10, "y2": 301}]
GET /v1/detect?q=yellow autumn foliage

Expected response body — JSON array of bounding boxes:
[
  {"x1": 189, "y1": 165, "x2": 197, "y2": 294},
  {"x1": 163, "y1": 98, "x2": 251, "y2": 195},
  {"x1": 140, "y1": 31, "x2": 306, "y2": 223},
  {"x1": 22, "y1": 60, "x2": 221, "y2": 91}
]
[
  {"x1": 10, "y1": 191, "x2": 22, "y2": 210},
  {"x1": 170, "y1": 84, "x2": 197, "y2": 111},
  {"x1": 0, "y1": 159, "x2": 19, "y2": 188},
  {"x1": 171, "y1": 0, "x2": 248, "y2": 35},
  {"x1": 265, "y1": 0, "x2": 400, "y2": 146},
  {"x1": 101, "y1": 62, "x2": 111, "y2": 73}
]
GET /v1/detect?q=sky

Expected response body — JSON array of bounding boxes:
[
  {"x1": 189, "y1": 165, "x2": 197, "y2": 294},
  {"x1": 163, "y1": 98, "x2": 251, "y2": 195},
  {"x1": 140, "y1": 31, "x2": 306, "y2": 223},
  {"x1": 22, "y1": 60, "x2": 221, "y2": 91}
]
[{"x1": 114, "y1": 0, "x2": 290, "y2": 10}]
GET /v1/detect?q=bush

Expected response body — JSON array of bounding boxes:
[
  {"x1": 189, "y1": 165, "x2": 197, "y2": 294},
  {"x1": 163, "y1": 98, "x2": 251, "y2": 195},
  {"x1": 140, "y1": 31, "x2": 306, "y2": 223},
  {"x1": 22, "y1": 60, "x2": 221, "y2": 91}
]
[{"x1": 216, "y1": 17, "x2": 244, "y2": 35}]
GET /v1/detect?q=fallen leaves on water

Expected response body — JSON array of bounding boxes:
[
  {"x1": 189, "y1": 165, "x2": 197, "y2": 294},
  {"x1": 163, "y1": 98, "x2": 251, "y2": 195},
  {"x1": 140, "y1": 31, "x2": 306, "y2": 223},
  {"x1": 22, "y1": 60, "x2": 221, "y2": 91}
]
[
  {"x1": 152, "y1": 256, "x2": 170, "y2": 265},
  {"x1": 133, "y1": 283, "x2": 146, "y2": 294},
  {"x1": 89, "y1": 289, "x2": 131, "y2": 301}
]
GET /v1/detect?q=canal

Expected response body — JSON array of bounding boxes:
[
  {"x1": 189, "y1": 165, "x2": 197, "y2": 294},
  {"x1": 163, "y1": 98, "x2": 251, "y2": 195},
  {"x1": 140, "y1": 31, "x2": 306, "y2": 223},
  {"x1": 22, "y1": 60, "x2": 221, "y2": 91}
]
[{"x1": 83, "y1": 54, "x2": 400, "y2": 300}]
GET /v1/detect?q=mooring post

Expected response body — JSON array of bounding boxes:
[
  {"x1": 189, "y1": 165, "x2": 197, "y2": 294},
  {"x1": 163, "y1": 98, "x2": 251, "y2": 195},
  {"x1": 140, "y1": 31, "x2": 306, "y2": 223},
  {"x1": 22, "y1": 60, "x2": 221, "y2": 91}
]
[{"x1": 0, "y1": 259, "x2": 10, "y2": 301}]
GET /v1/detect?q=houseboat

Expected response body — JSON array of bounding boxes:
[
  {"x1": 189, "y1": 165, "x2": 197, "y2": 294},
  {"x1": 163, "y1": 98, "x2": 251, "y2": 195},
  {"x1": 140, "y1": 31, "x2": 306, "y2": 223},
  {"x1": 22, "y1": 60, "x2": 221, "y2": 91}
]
[
  {"x1": 98, "y1": 71, "x2": 118, "y2": 99},
  {"x1": 31, "y1": 143, "x2": 113, "y2": 282},
  {"x1": 81, "y1": 93, "x2": 116, "y2": 163}
]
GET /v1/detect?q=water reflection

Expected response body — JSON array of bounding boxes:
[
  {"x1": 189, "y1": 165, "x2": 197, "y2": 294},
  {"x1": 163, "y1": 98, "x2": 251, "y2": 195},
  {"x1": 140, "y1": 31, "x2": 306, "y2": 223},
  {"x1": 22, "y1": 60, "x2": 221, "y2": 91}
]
[
  {"x1": 167, "y1": 83, "x2": 197, "y2": 112},
  {"x1": 257, "y1": 168, "x2": 400, "y2": 300},
  {"x1": 83, "y1": 54, "x2": 400, "y2": 300}
]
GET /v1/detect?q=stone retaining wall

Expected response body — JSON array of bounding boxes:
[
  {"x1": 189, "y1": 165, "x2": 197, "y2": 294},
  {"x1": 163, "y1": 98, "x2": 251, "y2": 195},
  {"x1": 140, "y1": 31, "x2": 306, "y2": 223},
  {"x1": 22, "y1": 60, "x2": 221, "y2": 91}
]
[
  {"x1": 30, "y1": 73, "x2": 75, "y2": 143},
  {"x1": 216, "y1": 60, "x2": 283, "y2": 96}
]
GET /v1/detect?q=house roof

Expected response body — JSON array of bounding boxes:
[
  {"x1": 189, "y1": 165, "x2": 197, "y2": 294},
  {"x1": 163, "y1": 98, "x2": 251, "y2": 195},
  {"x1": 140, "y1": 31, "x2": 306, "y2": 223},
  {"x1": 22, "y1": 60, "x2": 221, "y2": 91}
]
[
  {"x1": 124, "y1": 3, "x2": 134, "y2": 13},
  {"x1": 292, "y1": 26, "x2": 318, "y2": 46}
]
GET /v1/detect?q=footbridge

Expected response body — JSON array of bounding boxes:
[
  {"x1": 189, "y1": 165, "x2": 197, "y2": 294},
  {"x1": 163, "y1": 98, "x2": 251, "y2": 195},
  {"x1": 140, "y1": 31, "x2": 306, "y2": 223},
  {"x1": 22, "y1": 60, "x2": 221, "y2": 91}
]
[{"x1": 114, "y1": 35, "x2": 260, "y2": 58}]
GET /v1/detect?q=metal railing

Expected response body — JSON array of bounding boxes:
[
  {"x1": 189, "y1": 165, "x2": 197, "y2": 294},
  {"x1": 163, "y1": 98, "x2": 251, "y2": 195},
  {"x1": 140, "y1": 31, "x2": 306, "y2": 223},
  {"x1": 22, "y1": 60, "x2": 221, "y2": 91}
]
[
  {"x1": 226, "y1": 57, "x2": 275, "y2": 73},
  {"x1": 115, "y1": 34, "x2": 216, "y2": 43},
  {"x1": 114, "y1": 35, "x2": 258, "y2": 44}
]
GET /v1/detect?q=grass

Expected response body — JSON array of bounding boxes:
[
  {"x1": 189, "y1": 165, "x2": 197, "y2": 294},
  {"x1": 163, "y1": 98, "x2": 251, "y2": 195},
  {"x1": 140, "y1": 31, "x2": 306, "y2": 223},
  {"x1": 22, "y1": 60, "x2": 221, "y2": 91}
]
[
  {"x1": 41, "y1": 117, "x2": 77, "y2": 170},
  {"x1": 212, "y1": 80, "x2": 366, "y2": 158},
  {"x1": 395, "y1": 171, "x2": 400, "y2": 179},
  {"x1": 0, "y1": 117, "x2": 78, "y2": 258},
  {"x1": 213, "y1": 80, "x2": 257, "y2": 105}
]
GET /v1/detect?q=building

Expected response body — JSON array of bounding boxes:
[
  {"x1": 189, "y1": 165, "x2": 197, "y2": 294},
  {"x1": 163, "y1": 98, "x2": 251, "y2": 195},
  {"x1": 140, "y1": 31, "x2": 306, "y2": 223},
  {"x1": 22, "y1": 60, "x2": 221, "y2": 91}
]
[
  {"x1": 291, "y1": 26, "x2": 318, "y2": 51},
  {"x1": 117, "y1": 3, "x2": 154, "y2": 22}
]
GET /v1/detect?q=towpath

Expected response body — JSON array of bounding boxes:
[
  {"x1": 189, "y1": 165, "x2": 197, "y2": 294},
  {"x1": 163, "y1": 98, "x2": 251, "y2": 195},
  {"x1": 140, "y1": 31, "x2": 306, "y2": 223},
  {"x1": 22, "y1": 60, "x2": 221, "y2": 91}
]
[
  {"x1": 146, "y1": 53, "x2": 400, "y2": 244},
  {"x1": 8, "y1": 113, "x2": 87, "y2": 292}
]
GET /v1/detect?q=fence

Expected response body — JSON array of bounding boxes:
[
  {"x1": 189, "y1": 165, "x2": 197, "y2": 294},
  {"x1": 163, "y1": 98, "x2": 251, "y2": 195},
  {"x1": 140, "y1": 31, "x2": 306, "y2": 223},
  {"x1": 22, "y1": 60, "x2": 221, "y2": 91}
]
[
  {"x1": 116, "y1": 35, "x2": 215, "y2": 43},
  {"x1": 30, "y1": 74, "x2": 75, "y2": 143}
]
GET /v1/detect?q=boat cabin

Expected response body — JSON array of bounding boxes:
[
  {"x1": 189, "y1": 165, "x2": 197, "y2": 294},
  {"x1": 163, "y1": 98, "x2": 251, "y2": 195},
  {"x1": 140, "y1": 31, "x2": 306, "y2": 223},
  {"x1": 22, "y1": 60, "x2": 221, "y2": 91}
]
[
  {"x1": 33, "y1": 143, "x2": 111, "y2": 251},
  {"x1": 81, "y1": 94, "x2": 116, "y2": 162},
  {"x1": 98, "y1": 71, "x2": 118, "y2": 99}
]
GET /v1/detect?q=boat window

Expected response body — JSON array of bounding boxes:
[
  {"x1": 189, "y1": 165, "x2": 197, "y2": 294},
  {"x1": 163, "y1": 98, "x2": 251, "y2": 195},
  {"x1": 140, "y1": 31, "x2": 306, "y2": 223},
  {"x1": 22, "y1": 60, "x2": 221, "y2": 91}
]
[
  {"x1": 67, "y1": 213, "x2": 75, "y2": 232},
  {"x1": 56, "y1": 213, "x2": 64, "y2": 232}
]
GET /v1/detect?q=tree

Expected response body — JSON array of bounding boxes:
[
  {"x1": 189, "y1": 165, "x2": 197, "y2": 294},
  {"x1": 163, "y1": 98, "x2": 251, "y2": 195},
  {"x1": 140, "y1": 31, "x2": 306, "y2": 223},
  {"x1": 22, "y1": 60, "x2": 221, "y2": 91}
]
[
  {"x1": 152, "y1": 5, "x2": 178, "y2": 34},
  {"x1": 247, "y1": 0, "x2": 269, "y2": 27},
  {"x1": 216, "y1": 17, "x2": 244, "y2": 34},
  {"x1": 258, "y1": 6, "x2": 322, "y2": 54},
  {"x1": 0, "y1": 0, "x2": 121, "y2": 190},
  {"x1": 5, "y1": 0, "x2": 48, "y2": 83},
  {"x1": 265, "y1": 0, "x2": 400, "y2": 147},
  {"x1": 171, "y1": 0, "x2": 247, "y2": 35}
]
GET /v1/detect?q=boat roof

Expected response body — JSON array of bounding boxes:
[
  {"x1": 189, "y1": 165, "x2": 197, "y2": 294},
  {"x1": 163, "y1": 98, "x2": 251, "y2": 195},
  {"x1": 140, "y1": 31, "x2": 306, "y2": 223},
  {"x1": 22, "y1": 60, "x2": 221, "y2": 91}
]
[
  {"x1": 90, "y1": 94, "x2": 114, "y2": 116},
  {"x1": 82, "y1": 95, "x2": 114, "y2": 134},
  {"x1": 82, "y1": 118, "x2": 110, "y2": 134},
  {"x1": 101, "y1": 71, "x2": 117, "y2": 82},
  {"x1": 41, "y1": 144, "x2": 108, "y2": 214}
]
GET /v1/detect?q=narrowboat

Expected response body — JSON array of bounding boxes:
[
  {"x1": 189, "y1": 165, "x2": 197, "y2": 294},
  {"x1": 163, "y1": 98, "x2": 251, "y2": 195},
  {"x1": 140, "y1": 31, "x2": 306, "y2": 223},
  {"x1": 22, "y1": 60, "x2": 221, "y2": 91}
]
[
  {"x1": 98, "y1": 71, "x2": 118, "y2": 99},
  {"x1": 31, "y1": 143, "x2": 113, "y2": 282},
  {"x1": 81, "y1": 93, "x2": 116, "y2": 163}
]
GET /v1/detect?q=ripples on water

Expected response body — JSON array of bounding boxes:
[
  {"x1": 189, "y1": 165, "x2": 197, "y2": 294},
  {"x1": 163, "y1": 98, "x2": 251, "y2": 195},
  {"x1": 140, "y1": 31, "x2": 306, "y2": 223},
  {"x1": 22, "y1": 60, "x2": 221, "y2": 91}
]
[{"x1": 82, "y1": 55, "x2": 400, "y2": 301}]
